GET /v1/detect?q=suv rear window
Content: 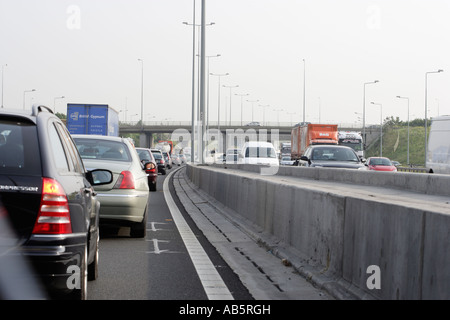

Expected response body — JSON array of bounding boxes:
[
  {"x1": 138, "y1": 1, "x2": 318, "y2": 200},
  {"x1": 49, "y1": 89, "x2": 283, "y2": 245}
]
[{"x1": 0, "y1": 119, "x2": 41, "y2": 175}]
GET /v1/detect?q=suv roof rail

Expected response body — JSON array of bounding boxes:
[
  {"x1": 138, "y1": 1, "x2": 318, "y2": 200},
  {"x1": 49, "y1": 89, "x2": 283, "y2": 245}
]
[{"x1": 32, "y1": 104, "x2": 54, "y2": 116}]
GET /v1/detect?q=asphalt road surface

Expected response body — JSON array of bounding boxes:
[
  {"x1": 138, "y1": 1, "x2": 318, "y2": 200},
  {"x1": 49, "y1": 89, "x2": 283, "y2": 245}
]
[{"x1": 88, "y1": 165, "x2": 331, "y2": 302}]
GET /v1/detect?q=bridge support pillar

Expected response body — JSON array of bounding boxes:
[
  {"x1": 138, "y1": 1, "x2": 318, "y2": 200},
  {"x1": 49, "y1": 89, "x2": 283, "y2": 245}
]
[{"x1": 139, "y1": 132, "x2": 153, "y2": 148}]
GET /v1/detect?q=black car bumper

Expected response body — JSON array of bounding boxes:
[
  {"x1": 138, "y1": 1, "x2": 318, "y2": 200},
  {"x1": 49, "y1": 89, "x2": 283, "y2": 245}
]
[{"x1": 20, "y1": 233, "x2": 87, "y2": 298}]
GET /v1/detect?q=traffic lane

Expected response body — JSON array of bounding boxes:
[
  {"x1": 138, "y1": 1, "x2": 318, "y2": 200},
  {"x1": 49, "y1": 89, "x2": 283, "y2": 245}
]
[{"x1": 88, "y1": 171, "x2": 207, "y2": 300}]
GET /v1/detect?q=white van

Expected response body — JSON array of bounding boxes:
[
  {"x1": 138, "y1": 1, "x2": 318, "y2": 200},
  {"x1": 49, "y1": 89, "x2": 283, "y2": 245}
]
[
  {"x1": 239, "y1": 141, "x2": 279, "y2": 166},
  {"x1": 426, "y1": 115, "x2": 450, "y2": 174}
]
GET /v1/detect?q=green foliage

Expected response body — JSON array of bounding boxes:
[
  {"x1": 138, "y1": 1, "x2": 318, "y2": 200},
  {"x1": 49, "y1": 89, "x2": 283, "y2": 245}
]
[{"x1": 365, "y1": 125, "x2": 429, "y2": 167}]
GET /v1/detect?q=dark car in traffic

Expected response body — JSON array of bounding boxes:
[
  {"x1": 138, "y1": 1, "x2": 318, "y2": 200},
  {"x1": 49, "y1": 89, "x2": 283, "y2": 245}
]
[
  {"x1": 151, "y1": 148, "x2": 166, "y2": 175},
  {"x1": 136, "y1": 147, "x2": 158, "y2": 191},
  {"x1": 298, "y1": 145, "x2": 366, "y2": 169},
  {"x1": 0, "y1": 106, "x2": 112, "y2": 299}
]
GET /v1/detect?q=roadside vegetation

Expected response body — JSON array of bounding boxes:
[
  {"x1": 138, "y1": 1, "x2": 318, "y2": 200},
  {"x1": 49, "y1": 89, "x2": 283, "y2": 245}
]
[{"x1": 365, "y1": 117, "x2": 430, "y2": 167}]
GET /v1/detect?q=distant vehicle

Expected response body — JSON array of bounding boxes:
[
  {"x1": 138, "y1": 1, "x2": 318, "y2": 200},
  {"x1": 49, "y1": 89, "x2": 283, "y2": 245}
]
[
  {"x1": 179, "y1": 153, "x2": 187, "y2": 164},
  {"x1": 151, "y1": 148, "x2": 166, "y2": 175},
  {"x1": 338, "y1": 131, "x2": 364, "y2": 158},
  {"x1": 239, "y1": 141, "x2": 279, "y2": 166},
  {"x1": 135, "y1": 148, "x2": 158, "y2": 191},
  {"x1": 0, "y1": 106, "x2": 112, "y2": 299},
  {"x1": 366, "y1": 157, "x2": 397, "y2": 172},
  {"x1": 299, "y1": 145, "x2": 365, "y2": 169},
  {"x1": 163, "y1": 151, "x2": 172, "y2": 169},
  {"x1": 391, "y1": 160, "x2": 401, "y2": 167},
  {"x1": 225, "y1": 148, "x2": 239, "y2": 163},
  {"x1": 73, "y1": 135, "x2": 150, "y2": 238},
  {"x1": 280, "y1": 142, "x2": 291, "y2": 158},
  {"x1": 291, "y1": 123, "x2": 339, "y2": 164},
  {"x1": 426, "y1": 115, "x2": 450, "y2": 174},
  {"x1": 66, "y1": 104, "x2": 119, "y2": 136},
  {"x1": 280, "y1": 156, "x2": 294, "y2": 166},
  {"x1": 171, "y1": 153, "x2": 181, "y2": 166},
  {"x1": 245, "y1": 121, "x2": 261, "y2": 126}
]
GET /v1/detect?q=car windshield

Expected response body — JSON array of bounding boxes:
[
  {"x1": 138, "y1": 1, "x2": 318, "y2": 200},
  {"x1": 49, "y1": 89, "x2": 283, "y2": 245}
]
[
  {"x1": 245, "y1": 147, "x2": 277, "y2": 158},
  {"x1": 74, "y1": 138, "x2": 131, "y2": 162},
  {"x1": 137, "y1": 149, "x2": 152, "y2": 162},
  {"x1": 152, "y1": 152, "x2": 162, "y2": 160},
  {"x1": 311, "y1": 147, "x2": 359, "y2": 162},
  {"x1": 370, "y1": 158, "x2": 392, "y2": 166}
]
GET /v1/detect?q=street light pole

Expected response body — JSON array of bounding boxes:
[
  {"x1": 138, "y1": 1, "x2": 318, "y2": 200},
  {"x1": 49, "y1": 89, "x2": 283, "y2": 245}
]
[
  {"x1": 247, "y1": 99, "x2": 259, "y2": 122},
  {"x1": 258, "y1": 104, "x2": 270, "y2": 126},
  {"x1": 210, "y1": 73, "x2": 229, "y2": 139},
  {"x1": 425, "y1": 69, "x2": 443, "y2": 165},
  {"x1": 223, "y1": 84, "x2": 239, "y2": 125},
  {"x1": 53, "y1": 96, "x2": 65, "y2": 113},
  {"x1": 371, "y1": 102, "x2": 383, "y2": 157},
  {"x1": 138, "y1": 59, "x2": 144, "y2": 131},
  {"x1": 363, "y1": 80, "x2": 379, "y2": 153},
  {"x1": 235, "y1": 93, "x2": 249, "y2": 126},
  {"x1": 23, "y1": 89, "x2": 36, "y2": 110},
  {"x1": 397, "y1": 96, "x2": 410, "y2": 165},
  {"x1": 302, "y1": 59, "x2": 306, "y2": 123}
]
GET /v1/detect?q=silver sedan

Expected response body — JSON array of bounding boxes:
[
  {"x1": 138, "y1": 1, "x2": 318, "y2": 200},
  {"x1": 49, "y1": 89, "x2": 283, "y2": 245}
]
[{"x1": 73, "y1": 135, "x2": 149, "y2": 238}]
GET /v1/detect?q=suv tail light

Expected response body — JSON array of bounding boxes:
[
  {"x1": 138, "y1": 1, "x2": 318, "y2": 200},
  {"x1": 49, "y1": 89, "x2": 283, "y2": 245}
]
[
  {"x1": 32, "y1": 178, "x2": 72, "y2": 234},
  {"x1": 113, "y1": 171, "x2": 135, "y2": 189}
]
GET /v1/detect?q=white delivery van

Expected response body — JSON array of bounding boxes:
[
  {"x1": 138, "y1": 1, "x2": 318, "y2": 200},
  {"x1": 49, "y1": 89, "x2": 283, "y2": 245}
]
[
  {"x1": 426, "y1": 115, "x2": 450, "y2": 174},
  {"x1": 239, "y1": 141, "x2": 279, "y2": 166}
]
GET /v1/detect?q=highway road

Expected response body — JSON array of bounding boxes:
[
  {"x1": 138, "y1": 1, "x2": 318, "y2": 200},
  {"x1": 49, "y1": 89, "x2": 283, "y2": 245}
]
[{"x1": 88, "y1": 165, "x2": 331, "y2": 302}]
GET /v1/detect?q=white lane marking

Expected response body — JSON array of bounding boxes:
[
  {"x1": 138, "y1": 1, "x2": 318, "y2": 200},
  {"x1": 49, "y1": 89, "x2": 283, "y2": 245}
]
[
  {"x1": 146, "y1": 239, "x2": 169, "y2": 254},
  {"x1": 163, "y1": 169, "x2": 234, "y2": 300}
]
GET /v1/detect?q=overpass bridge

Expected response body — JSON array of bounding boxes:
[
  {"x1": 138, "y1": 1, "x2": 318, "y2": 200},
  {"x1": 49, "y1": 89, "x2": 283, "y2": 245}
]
[{"x1": 118, "y1": 121, "x2": 381, "y2": 149}]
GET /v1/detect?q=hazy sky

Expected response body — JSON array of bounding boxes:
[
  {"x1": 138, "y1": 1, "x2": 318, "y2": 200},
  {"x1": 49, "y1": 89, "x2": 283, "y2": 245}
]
[{"x1": 0, "y1": 0, "x2": 449, "y2": 126}]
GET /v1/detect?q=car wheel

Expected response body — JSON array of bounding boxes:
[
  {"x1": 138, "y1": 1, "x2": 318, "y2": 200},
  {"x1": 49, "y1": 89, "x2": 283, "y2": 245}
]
[
  {"x1": 88, "y1": 232, "x2": 99, "y2": 281},
  {"x1": 130, "y1": 207, "x2": 147, "y2": 238}
]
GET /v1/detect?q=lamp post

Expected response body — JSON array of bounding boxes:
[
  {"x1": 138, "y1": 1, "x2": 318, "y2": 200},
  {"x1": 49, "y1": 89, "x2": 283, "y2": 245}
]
[
  {"x1": 183, "y1": 18, "x2": 214, "y2": 163},
  {"x1": 258, "y1": 104, "x2": 270, "y2": 126},
  {"x1": 1, "y1": 64, "x2": 6, "y2": 108},
  {"x1": 371, "y1": 102, "x2": 383, "y2": 157},
  {"x1": 425, "y1": 69, "x2": 443, "y2": 165},
  {"x1": 223, "y1": 84, "x2": 239, "y2": 125},
  {"x1": 235, "y1": 93, "x2": 249, "y2": 126},
  {"x1": 23, "y1": 89, "x2": 36, "y2": 110},
  {"x1": 273, "y1": 108, "x2": 284, "y2": 127},
  {"x1": 397, "y1": 95, "x2": 410, "y2": 165},
  {"x1": 363, "y1": 80, "x2": 379, "y2": 152},
  {"x1": 205, "y1": 54, "x2": 221, "y2": 133},
  {"x1": 247, "y1": 99, "x2": 259, "y2": 122},
  {"x1": 302, "y1": 59, "x2": 306, "y2": 123},
  {"x1": 53, "y1": 96, "x2": 65, "y2": 113},
  {"x1": 210, "y1": 73, "x2": 229, "y2": 136},
  {"x1": 138, "y1": 58, "x2": 144, "y2": 131}
]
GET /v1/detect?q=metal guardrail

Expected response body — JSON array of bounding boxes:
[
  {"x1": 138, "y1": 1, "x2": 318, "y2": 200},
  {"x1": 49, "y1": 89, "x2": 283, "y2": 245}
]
[{"x1": 396, "y1": 166, "x2": 428, "y2": 173}]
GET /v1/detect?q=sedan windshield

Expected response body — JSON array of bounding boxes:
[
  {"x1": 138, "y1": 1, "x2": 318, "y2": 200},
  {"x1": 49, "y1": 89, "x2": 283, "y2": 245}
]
[{"x1": 311, "y1": 147, "x2": 359, "y2": 162}]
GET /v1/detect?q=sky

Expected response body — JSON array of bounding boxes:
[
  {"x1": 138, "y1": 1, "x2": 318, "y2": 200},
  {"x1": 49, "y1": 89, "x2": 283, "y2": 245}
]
[{"x1": 0, "y1": 0, "x2": 449, "y2": 127}]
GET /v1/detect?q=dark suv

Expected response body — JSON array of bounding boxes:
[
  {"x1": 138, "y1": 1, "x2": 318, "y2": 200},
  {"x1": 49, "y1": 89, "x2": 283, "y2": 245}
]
[{"x1": 0, "y1": 106, "x2": 112, "y2": 299}]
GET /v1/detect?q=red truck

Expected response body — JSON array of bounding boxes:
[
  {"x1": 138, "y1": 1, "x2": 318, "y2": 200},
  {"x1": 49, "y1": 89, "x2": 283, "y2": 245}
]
[{"x1": 291, "y1": 123, "x2": 339, "y2": 162}]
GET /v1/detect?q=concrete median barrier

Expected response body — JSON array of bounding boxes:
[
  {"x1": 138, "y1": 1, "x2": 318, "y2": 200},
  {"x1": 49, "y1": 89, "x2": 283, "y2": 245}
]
[{"x1": 186, "y1": 163, "x2": 450, "y2": 300}]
